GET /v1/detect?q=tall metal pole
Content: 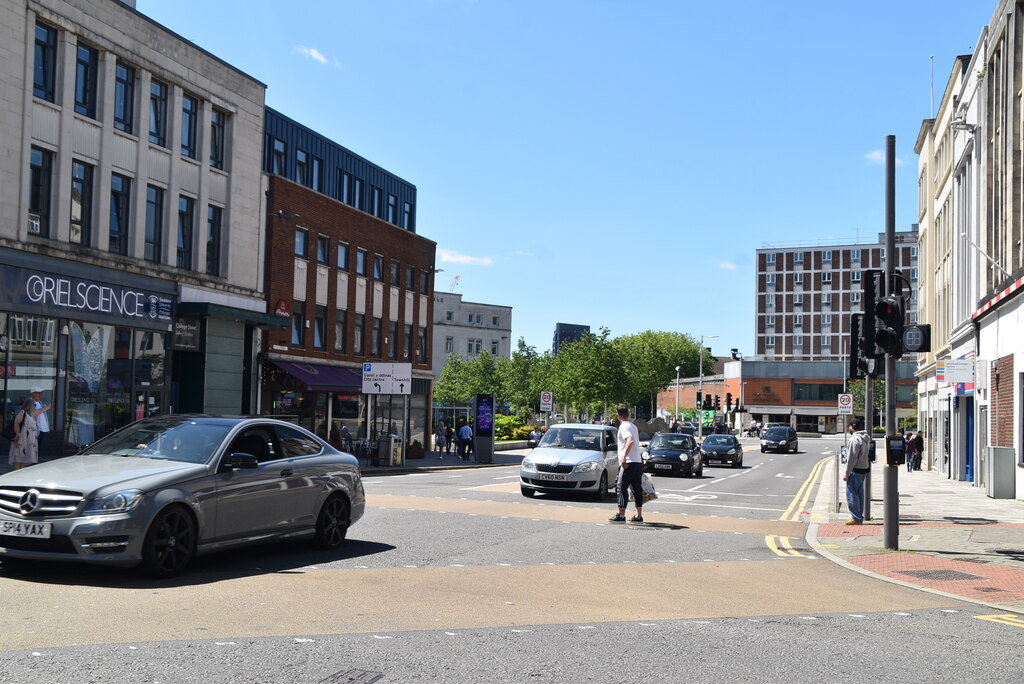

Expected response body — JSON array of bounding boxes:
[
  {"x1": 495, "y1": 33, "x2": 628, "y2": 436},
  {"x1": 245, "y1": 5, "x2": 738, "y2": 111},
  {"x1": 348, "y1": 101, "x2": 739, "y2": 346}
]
[
  {"x1": 697, "y1": 351, "x2": 704, "y2": 442},
  {"x1": 675, "y1": 366, "x2": 680, "y2": 425},
  {"x1": 864, "y1": 376, "x2": 873, "y2": 520},
  {"x1": 884, "y1": 135, "x2": 900, "y2": 550}
]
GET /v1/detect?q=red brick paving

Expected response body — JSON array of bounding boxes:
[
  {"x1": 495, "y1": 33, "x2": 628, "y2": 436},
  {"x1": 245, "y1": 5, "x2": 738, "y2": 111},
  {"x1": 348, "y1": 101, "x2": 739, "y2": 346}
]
[{"x1": 847, "y1": 553, "x2": 1024, "y2": 602}]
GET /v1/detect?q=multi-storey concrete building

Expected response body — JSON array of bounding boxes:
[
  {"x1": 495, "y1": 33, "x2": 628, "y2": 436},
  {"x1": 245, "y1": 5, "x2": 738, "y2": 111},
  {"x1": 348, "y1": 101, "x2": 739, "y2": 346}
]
[
  {"x1": 0, "y1": 0, "x2": 271, "y2": 453},
  {"x1": 431, "y1": 292, "x2": 512, "y2": 381},
  {"x1": 755, "y1": 236, "x2": 919, "y2": 362},
  {"x1": 260, "y1": 108, "x2": 436, "y2": 451},
  {"x1": 552, "y1": 323, "x2": 589, "y2": 355}
]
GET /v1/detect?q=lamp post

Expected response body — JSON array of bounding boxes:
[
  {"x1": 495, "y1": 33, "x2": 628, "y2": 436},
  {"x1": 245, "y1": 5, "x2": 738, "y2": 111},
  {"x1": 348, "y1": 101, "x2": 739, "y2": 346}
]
[
  {"x1": 674, "y1": 365, "x2": 680, "y2": 425},
  {"x1": 697, "y1": 335, "x2": 717, "y2": 441}
]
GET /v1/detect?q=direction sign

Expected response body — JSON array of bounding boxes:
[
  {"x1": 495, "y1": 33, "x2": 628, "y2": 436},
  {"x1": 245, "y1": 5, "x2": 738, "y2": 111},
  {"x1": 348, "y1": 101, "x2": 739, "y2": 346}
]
[
  {"x1": 837, "y1": 393, "x2": 853, "y2": 415},
  {"x1": 540, "y1": 391, "x2": 554, "y2": 412},
  {"x1": 361, "y1": 362, "x2": 412, "y2": 394}
]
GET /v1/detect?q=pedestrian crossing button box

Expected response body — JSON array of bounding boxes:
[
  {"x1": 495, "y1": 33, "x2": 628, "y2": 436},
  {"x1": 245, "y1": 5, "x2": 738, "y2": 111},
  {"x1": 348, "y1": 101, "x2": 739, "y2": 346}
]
[{"x1": 885, "y1": 434, "x2": 906, "y2": 466}]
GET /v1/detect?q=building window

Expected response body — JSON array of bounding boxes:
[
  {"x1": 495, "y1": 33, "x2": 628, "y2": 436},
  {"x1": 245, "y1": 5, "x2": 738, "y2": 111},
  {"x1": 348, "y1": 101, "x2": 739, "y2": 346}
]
[
  {"x1": 317, "y1": 235, "x2": 329, "y2": 264},
  {"x1": 33, "y1": 22, "x2": 57, "y2": 102},
  {"x1": 794, "y1": 273, "x2": 804, "y2": 285},
  {"x1": 181, "y1": 95, "x2": 198, "y2": 158},
  {"x1": 28, "y1": 147, "x2": 52, "y2": 237},
  {"x1": 418, "y1": 328, "x2": 427, "y2": 362},
  {"x1": 445, "y1": 311, "x2": 453, "y2": 322},
  {"x1": 910, "y1": 268, "x2": 919, "y2": 281},
  {"x1": 852, "y1": 249, "x2": 861, "y2": 262},
  {"x1": 406, "y1": 265, "x2": 415, "y2": 291},
  {"x1": 74, "y1": 44, "x2": 98, "y2": 118},
  {"x1": 823, "y1": 250, "x2": 832, "y2": 263},
  {"x1": 114, "y1": 63, "x2": 135, "y2": 134},
  {"x1": 334, "y1": 310, "x2": 347, "y2": 353},
  {"x1": 766, "y1": 336, "x2": 776, "y2": 347},
  {"x1": 794, "y1": 315, "x2": 803, "y2": 328},
  {"x1": 766, "y1": 274, "x2": 776, "y2": 286},
  {"x1": 206, "y1": 205, "x2": 222, "y2": 276},
  {"x1": 880, "y1": 248, "x2": 886, "y2": 262},
  {"x1": 353, "y1": 314, "x2": 364, "y2": 354},
  {"x1": 794, "y1": 294, "x2": 804, "y2": 306},
  {"x1": 767, "y1": 315, "x2": 776, "y2": 327},
  {"x1": 822, "y1": 272, "x2": 832, "y2": 284},
  {"x1": 467, "y1": 339, "x2": 482, "y2": 355},
  {"x1": 911, "y1": 246, "x2": 919, "y2": 260},
  {"x1": 352, "y1": 178, "x2": 363, "y2": 210},
  {"x1": 271, "y1": 138, "x2": 287, "y2": 175},
  {"x1": 295, "y1": 227, "x2": 308, "y2": 258},
  {"x1": 371, "y1": 186, "x2": 382, "y2": 217},
  {"x1": 794, "y1": 252, "x2": 804, "y2": 264},
  {"x1": 852, "y1": 271, "x2": 862, "y2": 283},
  {"x1": 291, "y1": 301, "x2": 305, "y2": 346},
  {"x1": 822, "y1": 336, "x2": 833, "y2": 348},
  {"x1": 852, "y1": 292, "x2": 862, "y2": 305},
  {"x1": 388, "y1": 321, "x2": 398, "y2": 360},
  {"x1": 296, "y1": 150, "x2": 308, "y2": 185},
  {"x1": 766, "y1": 252, "x2": 776, "y2": 265},
  {"x1": 145, "y1": 185, "x2": 164, "y2": 263},
  {"x1": 314, "y1": 306, "x2": 327, "y2": 350},
  {"x1": 310, "y1": 156, "x2": 322, "y2": 192},
  {"x1": 371, "y1": 317, "x2": 382, "y2": 357},
  {"x1": 794, "y1": 336, "x2": 804, "y2": 347},
  {"x1": 445, "y1": 336, "x2": 454, "y2": 353},
  {"x1": 356, "y1": 249, "x2": 367, "y2": 276},
  {"x1": 822, "y1": 293, "x2": 832, "y2": 306},
  {"x1": 823, "y1": 314, "x2": 833, "y2": 327},
  {"x1": 149, "y1": 80, "x2": 168, "y2": 146},
  {"x1": 405, "y1": 324, "x2": 413, "y2": 359},
  {"x1": 766, "y1": 294, "x2": 775, "y2": 308},
  {"x1": 337, "y1": 242, "x2": 349, "y2": 271},
  {"x1": 109, "y1": 173, "x2": 131, "y2": 255},
  {"x1": 70, "y1": 160, "x2": 93, "y2": 246},
  {"x1": 373, "y1": 255, "x2": 384, "y2": 281},
  {"x1": 492, "y1": 315, "x2": 500, "y2": 326},
  {"x1": 387, "y1": 194, "x2": 397, "y2": 224},
  {"x1": 421, "y1": 270, "x2": 429, "y2": 293},
  {"x1": 491, "y1": 340, "x2": 499, "y2": 355},
  {"x1": 402, "y1": 202, "x2": 413, "y2": 229},
  {"x1": 339, "y1": 171, "x2": 351, "y2": 204},
  {"x1": 390, "y1": 259, "x2": 400, "y2": 284},
  {"x1": 177, "y1": 196, "x2": 194, "y2": 269},
  {"x1": 210, "y1": 109, "x2": 226, "y2": 169}
]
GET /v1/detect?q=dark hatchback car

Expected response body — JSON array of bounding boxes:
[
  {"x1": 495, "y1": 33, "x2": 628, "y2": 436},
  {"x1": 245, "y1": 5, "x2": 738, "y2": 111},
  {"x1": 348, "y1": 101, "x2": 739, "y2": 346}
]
[
  {"x1": 642, "y1": 433, "x2": 702, "y2": 477},
  {"x1": 761, "y1": 426, "x2": 799, "y2": 453},
  {"x1": 700, "y1": 434, "x2": 744, "y2": 468}
]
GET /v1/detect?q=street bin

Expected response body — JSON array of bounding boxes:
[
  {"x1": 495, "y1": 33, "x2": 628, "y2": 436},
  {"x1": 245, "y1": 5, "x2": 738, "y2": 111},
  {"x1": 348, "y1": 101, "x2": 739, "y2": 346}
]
[
  {"x1": 986, "y1": 446, "x2": 1016, "y2": 499},
  {"x1": 378, "y1": 434, "x2": 402, "y2": 467}
]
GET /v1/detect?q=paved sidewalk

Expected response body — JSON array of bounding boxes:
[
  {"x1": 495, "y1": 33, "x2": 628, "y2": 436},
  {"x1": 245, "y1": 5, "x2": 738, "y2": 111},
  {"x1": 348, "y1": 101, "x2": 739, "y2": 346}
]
[
  {"x1": 808, "y1": 449, "x2": 1024, "y2": 614},
  {"x1": 359, "y1": 447, "x2": 526, "y2": 475}
]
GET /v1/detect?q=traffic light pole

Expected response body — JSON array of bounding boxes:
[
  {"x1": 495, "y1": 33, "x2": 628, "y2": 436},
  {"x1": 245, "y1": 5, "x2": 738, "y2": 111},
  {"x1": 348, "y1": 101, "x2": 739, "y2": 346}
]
[{"x1": 883, "y1": 135, "x2": 899, "y2": 550}]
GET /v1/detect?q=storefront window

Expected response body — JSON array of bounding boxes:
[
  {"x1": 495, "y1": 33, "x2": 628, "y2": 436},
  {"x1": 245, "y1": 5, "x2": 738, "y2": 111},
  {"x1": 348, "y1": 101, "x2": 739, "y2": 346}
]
[
  {"x1": 67, "y1": 322, "x2": 133, "y2": 447},
  {"x1": 2, "y1": 313, "x2": 57, "y2": 430}
]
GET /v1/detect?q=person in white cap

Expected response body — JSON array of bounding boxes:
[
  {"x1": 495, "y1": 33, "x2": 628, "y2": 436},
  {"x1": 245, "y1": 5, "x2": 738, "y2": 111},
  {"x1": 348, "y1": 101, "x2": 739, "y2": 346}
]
[{"x1": 29, "y1": 386, "x2": 50, "y2": 457}]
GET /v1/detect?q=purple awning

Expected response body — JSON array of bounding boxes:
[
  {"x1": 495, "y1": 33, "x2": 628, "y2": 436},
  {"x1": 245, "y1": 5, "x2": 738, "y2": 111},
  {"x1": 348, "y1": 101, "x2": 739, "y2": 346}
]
[{"x1": 271, "y1": 361, "x2": 362, "y2": 392}]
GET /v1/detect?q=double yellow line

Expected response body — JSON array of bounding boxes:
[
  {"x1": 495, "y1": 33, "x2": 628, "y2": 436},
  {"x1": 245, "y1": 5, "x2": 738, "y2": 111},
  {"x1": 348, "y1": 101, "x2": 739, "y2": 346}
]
[
  {"x1": 766, "y1": 535, "x2": 811, "y2": 558},
  {"x1": 779, "y1": 455, "x2": 832, "y2": 522},
  {"x1": 977, "y1": 614, "x2": 1024, "y2": 629}
]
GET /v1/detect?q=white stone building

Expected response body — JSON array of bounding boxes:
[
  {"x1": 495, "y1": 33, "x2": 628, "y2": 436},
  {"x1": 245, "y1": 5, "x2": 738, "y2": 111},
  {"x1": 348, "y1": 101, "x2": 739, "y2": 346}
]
[{"x1": 431, "y1": 291, "x2": 512, "y2": 380}]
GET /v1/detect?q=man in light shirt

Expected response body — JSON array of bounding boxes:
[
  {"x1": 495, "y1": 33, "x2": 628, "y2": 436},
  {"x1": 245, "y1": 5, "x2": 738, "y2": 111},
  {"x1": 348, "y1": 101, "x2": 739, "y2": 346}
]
[
  {"x1": 610, "y1": 405, "x2": 644, "y2": 524},
  {"x1": 30, "y1": 386, "x2": 50, "y2": 458}
]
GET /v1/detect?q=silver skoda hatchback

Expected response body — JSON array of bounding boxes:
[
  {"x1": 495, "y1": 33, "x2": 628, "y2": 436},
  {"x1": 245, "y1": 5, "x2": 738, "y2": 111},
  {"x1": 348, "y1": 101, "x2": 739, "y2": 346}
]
[{"x1": 519, "y1": 423, "x2": 620, "y2": 500}]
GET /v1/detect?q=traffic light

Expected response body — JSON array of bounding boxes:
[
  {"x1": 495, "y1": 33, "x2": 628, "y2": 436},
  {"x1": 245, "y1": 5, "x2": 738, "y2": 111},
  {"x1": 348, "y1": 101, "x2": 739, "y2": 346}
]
[
  {"x1": 726, "y1": 392, "x2": 733, "y2": 410},
  {"x1": 714, "y1": 395, "x2": 721, "y2": 411},
  {"x1": 903, "y1": 323, "x2": 931, "y2": 354},
  {"x1": 695, "y1": 391, "x2": 702, "y2": 408},
  {"x1": 703, "y1": 394, "x2": 712, "y2": 410},
  {"x1": 848, "y1": 313, "x2": 866, "y2": 380},
  {"x1": 860, "y1": 270, "x2": 881, "y2": 360},
  {"x1": 874, "y1": 294, "x2": 905, "y2": 357}
]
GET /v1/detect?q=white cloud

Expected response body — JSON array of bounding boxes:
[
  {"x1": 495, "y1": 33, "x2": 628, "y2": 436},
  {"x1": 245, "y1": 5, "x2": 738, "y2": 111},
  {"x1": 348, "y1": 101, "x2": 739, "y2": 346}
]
[
  {"x1": 439, "y1": 248, "x2": 493, "y2": 266},
  {"x1": 865, "y1": 149, "x2": 902, "y2": 166},
  {"x1": 294, "y1": 45, "x2": 337, "y2": 67},
  {"x1": 719, "y1": 261, "x2": 738, "y2": 270},
  {"x1": 513, "y1": 250, "x2": 535, "y2": 257}
]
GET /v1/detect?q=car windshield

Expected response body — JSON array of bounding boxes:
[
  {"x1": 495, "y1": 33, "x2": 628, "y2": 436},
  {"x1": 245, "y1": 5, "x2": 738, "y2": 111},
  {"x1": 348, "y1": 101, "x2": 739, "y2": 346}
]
[
  {"x1": 81, "y1": 418, "x2": 232, "y2": 464},
  {"x1": 703, "y1": 435, "x2": 733, "y2": 446},
  {"x1": 649, "y1": 434, "x2": 695, "y2": 450},
  {"x1": 763, "y1": 428, "x2": 789, "y2": 438},
  {"x1": 538, "y1": 427, "x2": 602, "y2": 450}
]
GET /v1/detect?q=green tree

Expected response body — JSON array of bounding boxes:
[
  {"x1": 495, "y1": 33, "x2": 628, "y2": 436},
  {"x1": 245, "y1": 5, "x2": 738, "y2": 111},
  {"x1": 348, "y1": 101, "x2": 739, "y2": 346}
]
[
  {"x1": 551, "y1": 328, "x2": 625, "y2": 419},
  {"x1": 848, "y1": 378, "x2": 884, "y2": 419},
  {"x1": 434, "y1": 353, "x2": 473, "y2": 404},
  {"x1": 614, "y1": 331, "x2": 706, "y2": 415},
  {"x1": 496, "y1": 339, "x2": 540, "y2": 417}
]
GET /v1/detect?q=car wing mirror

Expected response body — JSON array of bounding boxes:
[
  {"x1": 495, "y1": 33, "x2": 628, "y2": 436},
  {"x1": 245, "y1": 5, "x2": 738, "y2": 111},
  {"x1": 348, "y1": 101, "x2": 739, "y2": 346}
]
[{"x1": 227, "y1": 452, "x2": 259, "y2": 469}]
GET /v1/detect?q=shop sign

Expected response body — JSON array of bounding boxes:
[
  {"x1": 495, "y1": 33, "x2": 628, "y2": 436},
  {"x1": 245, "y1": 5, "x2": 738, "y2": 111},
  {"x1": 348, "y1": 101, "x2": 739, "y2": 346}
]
[
  {"x1": 2, "y1": 266, "x2": 173, "y2": 324},
  {"x1": 173, "y1": 318, "x2": 201, "y2": 351}
]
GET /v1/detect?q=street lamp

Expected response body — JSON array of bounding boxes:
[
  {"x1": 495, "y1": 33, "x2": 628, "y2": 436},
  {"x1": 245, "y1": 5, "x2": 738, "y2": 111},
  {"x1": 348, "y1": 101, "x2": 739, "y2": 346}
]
[
  {"x1": 698, "y1": 335, "x2": 717, "y2": 441},
  {"x1": 675, "y1": 365, "x2": 681, "y2": 425}
]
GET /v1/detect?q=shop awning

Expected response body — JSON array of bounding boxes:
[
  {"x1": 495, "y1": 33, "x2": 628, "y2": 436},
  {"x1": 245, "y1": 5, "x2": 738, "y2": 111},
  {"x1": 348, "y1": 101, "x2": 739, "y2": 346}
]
[
  {"x1": 271, "y1": 360, "x2": 362, "y2": 392},
  {"x1": 176, "y1": 302, "x2": 288, "y2": 328}
]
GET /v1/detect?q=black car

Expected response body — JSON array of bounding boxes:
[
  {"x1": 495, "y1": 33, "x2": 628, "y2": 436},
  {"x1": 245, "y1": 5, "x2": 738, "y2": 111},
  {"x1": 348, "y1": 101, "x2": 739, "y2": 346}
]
[
  {"x1": 760, "y1": 426, "x2": 799, "y2": 453},
  {"x1": 700, "y1": 434, "x2": 743, "y2": 468},
  {"x1": 642, "y1": 433, "x2": 702, "y2": 477}
]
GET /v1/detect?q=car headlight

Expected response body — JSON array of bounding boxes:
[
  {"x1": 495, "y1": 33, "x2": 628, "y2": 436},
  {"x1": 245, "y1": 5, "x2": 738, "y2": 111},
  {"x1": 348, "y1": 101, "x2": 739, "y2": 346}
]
[
  {"x1": 573, "y1": 461, "x2": 600, "y2": 473},
  {"x1": 642, "y1": 450, "x2": 650, "y2": 459},
  {"x1": 521, "y1": 458, "x2": 534, "y2": 470},
  {"x1": 727, "y1": 449, "x2": 736, "y2": 455},
  {"x1": 679, "y1": 454, "x2": 690, "y2": 462},
  {"x1": 82, "y1": 489, "x2": 144, "y2": 515}
]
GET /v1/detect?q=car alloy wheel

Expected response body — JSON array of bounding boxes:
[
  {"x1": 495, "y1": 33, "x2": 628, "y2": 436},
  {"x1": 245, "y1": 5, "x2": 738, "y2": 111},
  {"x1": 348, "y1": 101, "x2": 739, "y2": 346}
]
[
  {"x1": 313, "y1": 495, "x2": 350, "y2": 550},
  {"x1": 141, "y1": 505, "x2": 196, "y2": 578}
]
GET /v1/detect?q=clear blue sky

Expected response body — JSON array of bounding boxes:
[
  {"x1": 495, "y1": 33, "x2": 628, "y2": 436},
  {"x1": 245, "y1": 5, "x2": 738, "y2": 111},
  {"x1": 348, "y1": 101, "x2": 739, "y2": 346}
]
[{"x1": 139, "y1": 0, "x2": 994, "y2": 358}]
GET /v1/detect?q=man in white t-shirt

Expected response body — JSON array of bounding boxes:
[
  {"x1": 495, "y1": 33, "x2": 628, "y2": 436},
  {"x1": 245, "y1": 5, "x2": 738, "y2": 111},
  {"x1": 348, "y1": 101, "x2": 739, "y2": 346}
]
[
  {"x1": 30, "y1": 386, "x2": 50, "y2": 457},
  {"x1": 610, "y1": 405, "x2": 644, "y2": 524}
]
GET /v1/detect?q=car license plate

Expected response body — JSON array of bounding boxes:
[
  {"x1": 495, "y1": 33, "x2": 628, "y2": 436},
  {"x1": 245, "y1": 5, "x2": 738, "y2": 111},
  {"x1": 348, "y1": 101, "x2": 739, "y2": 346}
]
[
  {"x1": 654, "y1": 464, "x2": 672, "y2": 469},
  {"x1": 538, "y1": 473, "x2": 567, "y2": 481},
  {"x1": 709, "y1": 460, "x2": 725, "y2": 464},
  {"x1": 0, "y1": 520, "x2": 52, "y2": 539}
]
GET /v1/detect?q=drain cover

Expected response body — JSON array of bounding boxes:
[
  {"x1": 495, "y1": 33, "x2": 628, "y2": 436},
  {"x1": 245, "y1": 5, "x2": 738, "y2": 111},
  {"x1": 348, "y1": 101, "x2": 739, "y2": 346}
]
[
  {"x1": 974, "y1": 586, "x2": 1006, "y2": 593},
  {"x1": 897, "y1": 569, "x2": 984, "y2": 581},
  {"x1": 320, "y1": 669, "x2": 384, "y2": 683}
]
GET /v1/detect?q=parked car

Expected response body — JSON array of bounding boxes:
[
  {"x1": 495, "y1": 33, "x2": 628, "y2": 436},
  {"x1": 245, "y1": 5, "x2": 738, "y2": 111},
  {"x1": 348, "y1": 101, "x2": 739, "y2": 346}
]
[
  {"x1": 520, "y1": 423, "x2": 619, "y2": 500},
  {"x1": 700, "y1": 433, "x2": 744, "y2": 468},
  {"x1": 642, "y1": 432, "x2": 702, "y2": 477},
  {"x1": 0, "y1": 415, "x2": 365, "y2": 578},
  {"x1": 760, "y1": 426, "x2": 799, "y2": 453}
]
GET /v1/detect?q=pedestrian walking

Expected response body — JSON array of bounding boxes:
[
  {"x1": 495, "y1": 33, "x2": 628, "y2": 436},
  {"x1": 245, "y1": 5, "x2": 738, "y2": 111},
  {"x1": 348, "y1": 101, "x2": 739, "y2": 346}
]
[
  {"x1": 913, "y1": 431, "x2": 925, "y2": 470},
  {"x1": 457, "y1": 421, "x2": 473, "y2": 461},
  {"x1": 435, "y1": 422, "x2": 448, "y2": 458},
  {"x1": 844, "y1": 419, "x2": 871, "y2": 525},
  {"x1": 609, "y1": 405, "x2": 644, "y2": 524},
  {"x1": 905, "y1": 432, "x2": 917, "y2": 472},
  {"x1": 29, "y1": 386, "x2": 50, "y2": 458},
  {"x1": 8, "y1": 398, "x2": 39, "y2": 470},
  {"x1": 445, "y1": 424, "x2": 455, "y2": 455}
]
